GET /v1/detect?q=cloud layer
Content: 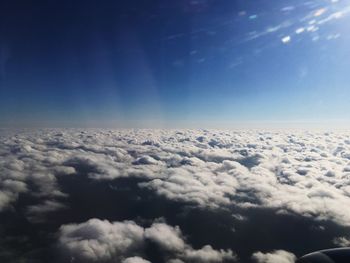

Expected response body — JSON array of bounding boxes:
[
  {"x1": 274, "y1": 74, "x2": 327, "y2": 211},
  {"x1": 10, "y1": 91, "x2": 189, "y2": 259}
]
[{"x1": 3, "y1": 129, "x2": 350, "y2": 262}]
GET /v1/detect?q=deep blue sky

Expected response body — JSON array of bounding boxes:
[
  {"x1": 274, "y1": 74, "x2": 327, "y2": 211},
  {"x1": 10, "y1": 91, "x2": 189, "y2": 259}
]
[{"x1": 1, "y1": 0, "x2": 350, "y2": 127}]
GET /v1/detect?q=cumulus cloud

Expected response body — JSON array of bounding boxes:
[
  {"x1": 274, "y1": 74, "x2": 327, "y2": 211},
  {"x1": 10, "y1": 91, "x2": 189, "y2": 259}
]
[
  {"x1": 144, "y1": 223, "x2": 185, "y2": 251},
  {"x1": 4, "y1": 129, "x2": 350, "y2": 261},
  {"x1": 58, "y1": 219, "x2": 145, "y2": 262},
  {"x1": 57, "y1": 218, "x2": 236, "y2": 263},
  {"x1": 3, "y1": 129, "x2": 350, "y2": 226},
  {"x1": 133, "y1": 130, "x2": 350, "y2": 226},
  {"x1": 0, "y1": 179, "x2": 27, "y2": 210},
  {"x1": 333, "y1": 236, "x2": 350, "y2": 247},
  {"x1": 184, "y1": 245, "x2": 236, "y2": 262},
  {"x1": 252, "y1": 250, "x2": 296, "y2": 263},
  {"x1": 145, "y1": 223, "x2": 236, "y2": 262},
  {"x1": 0, "y1": 131, "x2": 74, "y2": 213},
  {"x1": 123, "y1": 257, "x2": 151, "y2": 263}
]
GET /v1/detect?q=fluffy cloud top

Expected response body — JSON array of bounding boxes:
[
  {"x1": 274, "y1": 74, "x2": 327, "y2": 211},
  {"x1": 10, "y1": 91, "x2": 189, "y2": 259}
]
[
  {"x1": 333, "y1": 236, "x2": 350, "y2": 247},
  {"x1": 123, "y1": 257, "x2": 151, "y2": 263},
  {"x1": 3, "y1": 129, "x2": 350, "y2": 262},
  {"x1": 58, "y1": 218, "x2": 236, "y2": 263},
  {"x1": 252, "y1": 250, "x2": 296, "y2": 263},
  {"x1": 59, "y1": 219, "x2": 144, "y2": 262},
  {"x1": 144, "y1": 223, "x2": 185, "y2": 251},
  {"x1": 3, "y1": 129, "x2": 350, "y2": 225}
]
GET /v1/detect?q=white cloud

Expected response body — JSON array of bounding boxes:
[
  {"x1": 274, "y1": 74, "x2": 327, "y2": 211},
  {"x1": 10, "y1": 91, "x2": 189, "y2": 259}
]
[
  {"x1": 333, "y1": 236, "x2": 350, "y2": 247},
  {"x1": 58, "y1": 219, "x2": 145, "y2": 262},
  {"x1": 145, "y1": 223, "x2": 185, "y2": 251},
  {"x1": 0, "y1": 179, "x2": 27, "y2": 210},
  {"x1": 252, "y1": 250, "x2": 296, "y2": 263},
  {"x1": 122, "y1": 257, "x2": 151, "y2": 263},
  {"x1": 184, "y1": 245, "x2": 236, "y2": 262},
  {"x1": 57, "y1": 218, "x2": 236, "y2": 263},
  {"x1": 3, "y1": 129, "x2": 350, "y2": 233}
]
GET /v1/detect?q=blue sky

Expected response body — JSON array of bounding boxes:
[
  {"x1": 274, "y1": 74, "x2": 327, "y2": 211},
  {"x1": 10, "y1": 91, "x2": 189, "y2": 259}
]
[{"x1": 1, "y1": 0, "x2": 350, "y2": 128}]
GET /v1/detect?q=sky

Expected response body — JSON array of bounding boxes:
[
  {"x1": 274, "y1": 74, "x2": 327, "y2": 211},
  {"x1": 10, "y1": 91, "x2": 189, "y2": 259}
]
[{"x1": 1, "y1": 0, "x2": 350, "y2": 128}]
